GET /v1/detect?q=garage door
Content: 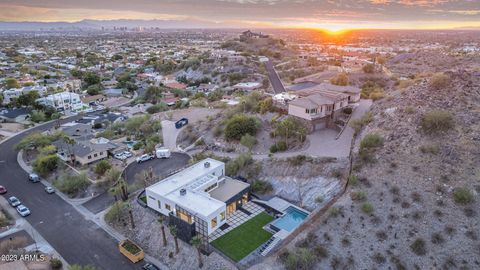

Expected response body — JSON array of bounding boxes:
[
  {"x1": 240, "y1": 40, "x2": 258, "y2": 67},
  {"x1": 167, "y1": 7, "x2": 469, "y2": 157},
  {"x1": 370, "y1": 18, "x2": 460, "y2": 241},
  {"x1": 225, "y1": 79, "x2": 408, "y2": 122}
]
[{"x1": 314, "y1": 121, "x2": 326, "y2": 130}]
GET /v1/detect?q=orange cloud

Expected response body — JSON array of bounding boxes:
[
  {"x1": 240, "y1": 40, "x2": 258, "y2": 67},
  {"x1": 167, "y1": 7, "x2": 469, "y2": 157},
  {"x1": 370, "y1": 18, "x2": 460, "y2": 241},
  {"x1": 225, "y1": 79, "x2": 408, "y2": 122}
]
[{"x1": 370, "y1": 0, "x2": 451, "y2": 6}]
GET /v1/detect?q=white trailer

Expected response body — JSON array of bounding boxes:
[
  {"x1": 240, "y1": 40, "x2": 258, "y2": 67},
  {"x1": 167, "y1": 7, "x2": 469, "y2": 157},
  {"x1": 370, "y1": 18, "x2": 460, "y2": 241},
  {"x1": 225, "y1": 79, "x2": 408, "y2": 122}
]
[{"x1": 156, "y1": 148, "x2": 171, "y2": 159}]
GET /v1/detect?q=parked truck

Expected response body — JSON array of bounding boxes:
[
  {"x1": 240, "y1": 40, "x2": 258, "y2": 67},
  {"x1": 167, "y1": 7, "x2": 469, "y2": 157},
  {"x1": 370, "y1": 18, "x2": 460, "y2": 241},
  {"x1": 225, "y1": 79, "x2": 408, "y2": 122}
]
[{"x1": 118, "y1": 239, "x2": 145, "y2": 263}]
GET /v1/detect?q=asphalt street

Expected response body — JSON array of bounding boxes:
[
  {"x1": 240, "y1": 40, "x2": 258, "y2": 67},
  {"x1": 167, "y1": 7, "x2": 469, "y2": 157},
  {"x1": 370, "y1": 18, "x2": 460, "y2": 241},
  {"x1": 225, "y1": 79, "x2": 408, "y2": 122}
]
[
  {"x1": 0, "y1": 117, "x2": 135, "y2": 270},
  {"x1": 265, "y1": 59, "x2": 286, "y2": 94},
  {"x1": 83, "y1": 152, "x2": 190, "y2": 214}
]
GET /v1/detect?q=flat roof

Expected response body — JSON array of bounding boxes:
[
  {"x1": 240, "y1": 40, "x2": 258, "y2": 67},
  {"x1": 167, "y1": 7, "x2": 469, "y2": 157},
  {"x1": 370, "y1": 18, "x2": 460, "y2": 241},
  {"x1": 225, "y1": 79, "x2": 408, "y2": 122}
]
[
  {"x1": 209, "y1": 177, "x2": 250, "y2": 202},
  {"x1": 165, "y1": 189, "x2": 225, "y2": 218},
  {"x1": 147, "y1": 158, "x2": 224, "y2": 197}
]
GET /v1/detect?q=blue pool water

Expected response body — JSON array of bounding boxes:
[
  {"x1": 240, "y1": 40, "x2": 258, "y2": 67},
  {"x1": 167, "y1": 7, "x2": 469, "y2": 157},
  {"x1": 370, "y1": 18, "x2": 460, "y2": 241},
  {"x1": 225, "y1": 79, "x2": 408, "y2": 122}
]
[
  {"x1": 123, "y1": 141, "x2": 136, "y2": 149},
  {"x1": 271, "y1": 207, "x2": 308, "y2": 232}
]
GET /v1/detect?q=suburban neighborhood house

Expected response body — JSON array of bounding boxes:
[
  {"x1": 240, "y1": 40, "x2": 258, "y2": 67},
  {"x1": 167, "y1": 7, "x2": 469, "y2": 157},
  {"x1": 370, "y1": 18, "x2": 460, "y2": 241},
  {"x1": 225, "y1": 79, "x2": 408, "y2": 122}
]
[
  {"x1": 53, "y1": 122, "x2": 120, "y2": 165},
  {"x1": 36, "y1": 91, "x2": 87, "y2": 112},
  {"x1": 145, "y1": 158, "x2": 250, "y2": 245},
  {"x1": 287, "y1": 82, "x2": 361, "y2": 130}
]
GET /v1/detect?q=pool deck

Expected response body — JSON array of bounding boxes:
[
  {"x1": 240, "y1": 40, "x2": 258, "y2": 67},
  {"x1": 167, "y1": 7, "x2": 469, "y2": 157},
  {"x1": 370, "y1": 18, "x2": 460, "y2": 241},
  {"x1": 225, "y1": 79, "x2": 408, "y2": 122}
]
[{"x1": 253, "y1": 197, "x2": 311, "y2": 215}]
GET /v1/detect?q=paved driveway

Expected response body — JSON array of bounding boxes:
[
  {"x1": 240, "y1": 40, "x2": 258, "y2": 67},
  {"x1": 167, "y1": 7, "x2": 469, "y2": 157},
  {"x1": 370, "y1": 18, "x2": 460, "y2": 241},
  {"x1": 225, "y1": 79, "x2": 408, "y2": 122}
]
[
  {"x1": 209, "y1": 99, "x2": 373, "y2": 160},
  {"x1": 82, "y1": 152, "x2": 190, "y2": 214},
  {"x1": 161, "y1": 120, "x2": 180, "y2": 151}
]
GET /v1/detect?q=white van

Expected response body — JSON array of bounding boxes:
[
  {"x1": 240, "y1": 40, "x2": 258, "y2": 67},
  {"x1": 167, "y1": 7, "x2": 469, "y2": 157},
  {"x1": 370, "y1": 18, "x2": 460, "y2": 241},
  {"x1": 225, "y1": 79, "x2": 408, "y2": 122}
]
[{"x1": 156, "y1": 148, "x2": 171, "y2": 159}]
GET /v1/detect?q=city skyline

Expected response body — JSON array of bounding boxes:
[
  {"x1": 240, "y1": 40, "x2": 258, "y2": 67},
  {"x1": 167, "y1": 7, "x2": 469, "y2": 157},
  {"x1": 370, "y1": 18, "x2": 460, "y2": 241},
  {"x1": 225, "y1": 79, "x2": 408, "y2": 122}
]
[{"x1": 0, "y1": 0, "x2": 479, "y2": 31}]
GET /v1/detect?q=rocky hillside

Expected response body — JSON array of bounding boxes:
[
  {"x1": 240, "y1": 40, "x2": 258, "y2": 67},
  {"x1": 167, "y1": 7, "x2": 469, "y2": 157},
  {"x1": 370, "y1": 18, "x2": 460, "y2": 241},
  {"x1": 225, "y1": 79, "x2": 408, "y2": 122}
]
[
  {"x1": 255, "y1": 157, "x2": 348, "y2": 211},
  {"x1": 254, "y1": 69, "x2": 479, "y2": 269}
]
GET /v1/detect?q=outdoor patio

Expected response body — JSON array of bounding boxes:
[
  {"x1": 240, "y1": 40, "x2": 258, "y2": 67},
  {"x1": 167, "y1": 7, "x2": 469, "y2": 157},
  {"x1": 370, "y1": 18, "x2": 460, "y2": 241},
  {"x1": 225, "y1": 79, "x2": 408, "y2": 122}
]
[{"x1": 209, "y1": 202, "x2": 264, "y2": 242}]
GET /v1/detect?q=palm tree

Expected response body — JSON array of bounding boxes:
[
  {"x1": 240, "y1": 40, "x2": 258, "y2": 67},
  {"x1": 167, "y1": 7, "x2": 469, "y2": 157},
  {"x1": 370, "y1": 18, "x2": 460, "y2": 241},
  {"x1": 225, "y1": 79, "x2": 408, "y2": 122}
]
[
  {"x1": 63, "y1": 136, "x2": 76, "y2": 166},
  {"x1": 127, "y1": 203, "x2": 135, "y2": 229},
  {"x1": 108, "y1": 186, "x2": 119, "y2": 202},
  {"x1": 169, "y1": 225, "x2": 179, "y2": 254},
  {"x1": 190, "y1": 235, "x2": 204, "y2": 268},
  {"x1": 157, "y1": 216, "x2": 167, "y2": 247}
]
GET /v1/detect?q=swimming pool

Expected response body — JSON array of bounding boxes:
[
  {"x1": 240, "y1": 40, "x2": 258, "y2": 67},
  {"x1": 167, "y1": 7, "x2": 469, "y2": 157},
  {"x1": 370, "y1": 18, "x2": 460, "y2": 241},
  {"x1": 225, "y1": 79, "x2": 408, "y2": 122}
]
[
  {"x1": 123, "y1": 141, "x2": 136, "y2": 149},
  {"x1": 270, "y1": 207, "x2": 308, "y2": 232}
]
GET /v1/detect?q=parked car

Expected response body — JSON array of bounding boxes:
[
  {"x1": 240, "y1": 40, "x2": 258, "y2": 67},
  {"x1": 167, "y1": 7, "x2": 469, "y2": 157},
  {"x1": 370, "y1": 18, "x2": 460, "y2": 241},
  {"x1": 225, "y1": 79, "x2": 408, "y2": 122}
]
[
  {"x1": 0, "y1": 185, "x2": 7, "y2": 194},
  {"x1": 8, "y1": 196, "x2": 21, "y2": 207},
  {"x1": 142, "y1": 262, "x2": 160, "y2": 270},
  {"x1": 16, "y1": 205, "x2": 30, "y2": 217},
  {"x1": 136, "y1": 154, "x2": 154, "y2": 163},
  {"x1": 114, "y1": 153, "x2": 127, "y2": 160},
  {"x1": 175, "y1": 118, "x2": 188, "y2": 129},
  {"x1": 45, "y1": 186, "x2": 55, "y2": 194},
  {"x1": 28, "y1": 173, "x2": 40, "y2": 183},
  {"x1": 122, "y1": 151, "x2": 133, "y2": 158}
]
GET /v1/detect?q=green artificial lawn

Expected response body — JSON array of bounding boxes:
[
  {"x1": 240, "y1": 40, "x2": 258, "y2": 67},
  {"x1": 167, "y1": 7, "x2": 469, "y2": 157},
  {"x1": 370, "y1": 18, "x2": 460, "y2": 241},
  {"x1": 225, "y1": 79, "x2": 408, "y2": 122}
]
[{"x1": 211, "y1": 212, "x2": 273, "y2": 262}]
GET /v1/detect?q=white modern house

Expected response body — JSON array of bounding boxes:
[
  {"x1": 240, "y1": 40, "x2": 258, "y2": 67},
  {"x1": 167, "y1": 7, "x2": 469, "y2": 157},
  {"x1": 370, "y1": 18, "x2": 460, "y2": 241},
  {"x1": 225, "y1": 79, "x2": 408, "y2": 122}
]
[
  {"x1": 2, "y1": 86, "x2": 47, "y2": 104},
  {"x1": 145, "y1": 158, "x2": 250, "y2": 242},
  {"x1": 36, "y1": 91, "x2": 87, "y2": 112}
]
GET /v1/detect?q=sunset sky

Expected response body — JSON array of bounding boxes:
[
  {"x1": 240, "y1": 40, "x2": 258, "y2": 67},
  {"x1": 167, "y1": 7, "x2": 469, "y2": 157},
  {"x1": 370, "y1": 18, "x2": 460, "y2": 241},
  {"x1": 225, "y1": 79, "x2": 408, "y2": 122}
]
[{"x1": 0, "y1": 0, "x2": 479, "y2": 30}]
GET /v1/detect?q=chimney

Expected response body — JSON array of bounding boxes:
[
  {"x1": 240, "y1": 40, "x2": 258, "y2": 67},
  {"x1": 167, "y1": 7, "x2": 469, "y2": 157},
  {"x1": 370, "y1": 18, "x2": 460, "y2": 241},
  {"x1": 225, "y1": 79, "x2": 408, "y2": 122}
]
[
  {"x1": 180, "y1": 188, "x2": 186, "y2": 196},
  {"x1": 204, "y1": 162, "x2": 210, "y2": 168}
]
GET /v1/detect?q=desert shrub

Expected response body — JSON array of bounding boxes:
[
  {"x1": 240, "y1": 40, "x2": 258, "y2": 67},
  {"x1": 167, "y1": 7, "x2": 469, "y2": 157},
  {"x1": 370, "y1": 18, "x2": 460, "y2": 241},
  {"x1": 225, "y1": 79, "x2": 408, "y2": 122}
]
[
  {"x1": 315, "y1": 196, "x2": 324, "y2": 204},
  {"x1": 224, "y1": 114, "x2": 259, "y2": 141},
  {"x1": 360, "y1": 133, "x2": 383, "y2": 150},
  {"x1": 410, "y1": 238, "x2": 427, "y2": 256},
  {"x1": 404, "y1": 106, "x2": 415, "y2": 114},
  {"x1": 32, "y1": 154, "x2": 59, "y2": 176},
  {"x1": 251, "y1": 180, "x2": 273, "y2": 194},
  {"x1": 351, "y1": 191, "x2": 367, "y2": 201},
  {"x1": 361, "y1": 81, "x2": 385, "y2": 100},
  {"x1": 105, "y1": 201, "x2": 127, "y2": 223},
  {"x1": 350, "y1": 112, "x2": 373, "y2": 133},
  {"x1": 419, "y1": 144, "x2": 439, "y2": 154},
  {"x1": 53, "y1": 173, "x2": 90, "y2": 195},
  {"x1": 453, "y1": 188, "x2": 474, "y2": 204},
  {"x1": 330, "y1": 73, "x2": 348, "y2": 86},
  {"x1": 283, "y1": 248, "x2": 316, "y2": 270},
  {"x1": 360, "y1": 202, "x2": 374, "y2": 214},
  {"x1": 50, "y1": 258, "x2": 63, "y2": 269},
  {"x1": 431, "y1": 232, "x2": 444, "y2": 245},
  {"x1": 420, "y1": 110, "x2": 454, "y2": 134},
  {"x1": 348, "y1": 174, "x2": 358, "y2": 186},
  {"x1": 342, "y1": 107, "x2": 353, "y2": 114},
  {"x1": 240, "y1": 134, "x2": 257, "y2": 150},
  {"x1": 314, "y1": 245, "x2": 329, "y2": 259},
  {"x1": 362, "y1": 64, "x2": 375, "y2": 73},
  {"x1": 329, "y1": 207, "x2": 341, "y2": 217},
  {"x1": 358, "y1": 133, "x2": 383, "y2": 164},
  {"x1": 276, "y1": 141, "x2": 287, "y2": 151},
  {"x1": 372, "y1": 253, "x2": 386, "y2": 264},
  {"x1": 146, "y1": 103, "x2": 167, "y2": 114},
  {"x1": 94, "y1": 160, "x2": 112, "y2": 175},
  {"x1": 429, "y1": 73, "x2": 450, "y2": 89},
  {"x1": 225, "y1": 153, "x2": 252, "y2": 176},
  {"x1": 30, "y1": 110, "x2": 47, "y2": 123},
  {"x1": 0, "y1": 236, "x2": 27, "y2": 254},
  {"x1": 289, "y1": 155, "x2": 307, "y2": 166},
  {"x1": 132, "y1": 141, "x2": 144, "y2": 150}
]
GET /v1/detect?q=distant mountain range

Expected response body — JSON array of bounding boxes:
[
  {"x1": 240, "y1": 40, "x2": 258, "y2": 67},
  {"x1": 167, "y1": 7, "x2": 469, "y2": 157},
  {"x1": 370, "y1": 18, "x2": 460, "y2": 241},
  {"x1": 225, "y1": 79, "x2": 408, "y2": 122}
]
[{"x1": 0, "y1": 19, "x2": 244, "y2": 31}]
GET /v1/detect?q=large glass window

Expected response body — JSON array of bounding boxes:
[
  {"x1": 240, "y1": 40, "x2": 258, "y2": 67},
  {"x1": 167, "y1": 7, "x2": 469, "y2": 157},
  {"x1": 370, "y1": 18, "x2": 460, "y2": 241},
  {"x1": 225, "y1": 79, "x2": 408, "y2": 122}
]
[
  {"x1": 165, "y1": 204, "x2": 171, "y2": 211},
  {"x1": 220, "y1": 211, "x2": 225, "y2": 221},
  {"x1": 211, "y1": 217, "x2": 217, "y2": 228}
]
